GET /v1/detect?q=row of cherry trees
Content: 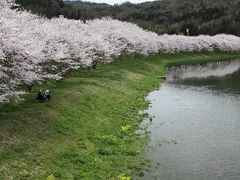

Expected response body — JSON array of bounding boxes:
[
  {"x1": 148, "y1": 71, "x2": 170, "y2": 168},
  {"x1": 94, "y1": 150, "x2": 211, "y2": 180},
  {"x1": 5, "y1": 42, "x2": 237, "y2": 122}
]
[{"x1": 1, "y1": 0, "x2": 240, "y2": 102}]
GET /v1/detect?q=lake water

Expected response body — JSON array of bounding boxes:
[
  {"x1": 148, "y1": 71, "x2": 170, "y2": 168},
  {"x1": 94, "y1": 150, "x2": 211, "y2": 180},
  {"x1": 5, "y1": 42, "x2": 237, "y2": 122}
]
[{"x1": 141, "y1": 60, "x2": 240, "y2": 180}]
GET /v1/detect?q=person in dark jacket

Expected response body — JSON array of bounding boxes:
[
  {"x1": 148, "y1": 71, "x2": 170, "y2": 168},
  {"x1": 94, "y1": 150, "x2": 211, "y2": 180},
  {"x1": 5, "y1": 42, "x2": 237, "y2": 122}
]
[{"x1": 36, "y1": 90, "x2": 44, "y2": 102}]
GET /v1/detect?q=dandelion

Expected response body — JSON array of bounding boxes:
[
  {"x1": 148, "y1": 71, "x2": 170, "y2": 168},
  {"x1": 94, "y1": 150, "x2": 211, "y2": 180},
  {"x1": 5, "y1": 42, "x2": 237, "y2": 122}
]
[
  {"x1": 121, "y1": 125, "x2": 131, "y2": 132},
  {"x1": 46, "y1": 174, "x2": 56, "y2": 180},
  {"x1": 118, "y1": 173, "x2": 131, "y2": 180}
]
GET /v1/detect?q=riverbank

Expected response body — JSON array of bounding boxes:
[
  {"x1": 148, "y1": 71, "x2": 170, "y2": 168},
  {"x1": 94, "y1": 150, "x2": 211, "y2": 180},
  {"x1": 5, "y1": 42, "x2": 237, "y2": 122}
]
[{"x1": 0, "y1": 52, "x2": 240, "y2": 179}]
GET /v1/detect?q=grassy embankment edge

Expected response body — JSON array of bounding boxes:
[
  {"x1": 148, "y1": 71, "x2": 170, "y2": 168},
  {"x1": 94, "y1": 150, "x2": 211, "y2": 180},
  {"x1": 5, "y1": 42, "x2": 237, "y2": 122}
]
[{"x1": 0, "y1": 52, "x2": 240, "y2": 179}]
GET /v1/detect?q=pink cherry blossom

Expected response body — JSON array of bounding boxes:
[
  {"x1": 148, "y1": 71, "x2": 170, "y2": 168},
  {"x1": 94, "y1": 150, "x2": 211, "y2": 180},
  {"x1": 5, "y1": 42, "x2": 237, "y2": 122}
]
[{"x1": 1, "y1": 0, "x2": 240, "y2": 102}]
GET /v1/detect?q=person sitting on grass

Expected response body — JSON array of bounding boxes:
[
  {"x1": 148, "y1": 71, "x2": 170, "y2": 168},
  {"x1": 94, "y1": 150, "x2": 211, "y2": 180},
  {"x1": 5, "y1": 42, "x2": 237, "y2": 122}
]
[
  {"x1": 36, "y1": 89, "x2": 52, "y2": 102},
  {"x1": 44, "y1": 89, "x2": 51, "y2": 101},
  {"x1": 36, "y1": 90, "x2": 44, "y2": 102}
]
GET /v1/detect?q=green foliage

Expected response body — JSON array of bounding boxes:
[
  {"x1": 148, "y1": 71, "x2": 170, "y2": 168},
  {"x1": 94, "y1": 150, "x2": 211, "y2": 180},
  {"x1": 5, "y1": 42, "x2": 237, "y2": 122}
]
[
  {"x1": 0, "y1": 52, "x2": 240, "y2": 179},
  {"x1": 15, "y1": 0, "x2": 65, "y2": 18}
]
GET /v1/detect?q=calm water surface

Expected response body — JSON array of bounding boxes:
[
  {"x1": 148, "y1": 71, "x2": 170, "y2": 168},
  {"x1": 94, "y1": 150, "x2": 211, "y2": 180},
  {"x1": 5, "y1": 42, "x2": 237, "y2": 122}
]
[{"x1": 141, "y1": 60, "x2": 240, "y2": 180}]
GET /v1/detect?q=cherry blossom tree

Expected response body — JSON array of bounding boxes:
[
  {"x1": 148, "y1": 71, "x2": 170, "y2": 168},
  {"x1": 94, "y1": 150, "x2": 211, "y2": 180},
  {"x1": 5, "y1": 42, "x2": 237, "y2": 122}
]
[{"x1": 1, "y1": 0, "x2": 240, "y2": 103}]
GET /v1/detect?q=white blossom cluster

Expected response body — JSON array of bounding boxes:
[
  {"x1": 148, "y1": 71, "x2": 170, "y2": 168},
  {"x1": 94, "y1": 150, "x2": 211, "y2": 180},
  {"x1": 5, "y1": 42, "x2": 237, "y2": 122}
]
[{"x1": 1, "y1": 0, "x2": 240, "y2": 102}]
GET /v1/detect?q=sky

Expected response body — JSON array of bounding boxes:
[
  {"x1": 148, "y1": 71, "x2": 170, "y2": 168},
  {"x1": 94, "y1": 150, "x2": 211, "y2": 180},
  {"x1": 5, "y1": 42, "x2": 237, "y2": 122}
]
[{"x1": 79, "y1": 0, "x2": 156, "y2": 5}]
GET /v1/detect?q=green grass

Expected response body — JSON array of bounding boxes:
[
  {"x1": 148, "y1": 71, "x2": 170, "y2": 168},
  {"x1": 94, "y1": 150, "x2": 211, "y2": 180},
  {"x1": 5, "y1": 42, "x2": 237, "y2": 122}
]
[{"x1": 0, "y1": 52, "x2": 240, "y2": 179}]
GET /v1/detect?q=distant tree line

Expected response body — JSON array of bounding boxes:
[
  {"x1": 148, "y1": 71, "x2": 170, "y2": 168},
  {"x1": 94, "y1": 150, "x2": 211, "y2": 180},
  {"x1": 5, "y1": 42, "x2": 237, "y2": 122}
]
[{"x1": 15, "y1": 0, "x2": 240, "y2": 36}]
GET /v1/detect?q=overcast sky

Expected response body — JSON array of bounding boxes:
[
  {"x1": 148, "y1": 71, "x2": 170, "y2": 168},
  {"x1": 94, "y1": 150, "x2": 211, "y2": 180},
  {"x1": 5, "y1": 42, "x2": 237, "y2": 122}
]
[{"x1": 80, "y1": 0, "x2": 155, "y2": 5}]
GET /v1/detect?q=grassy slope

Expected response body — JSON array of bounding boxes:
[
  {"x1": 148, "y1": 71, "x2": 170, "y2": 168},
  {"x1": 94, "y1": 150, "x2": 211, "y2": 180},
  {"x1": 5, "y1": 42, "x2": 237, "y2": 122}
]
[{"x1": 0, "y1": 52, "x2": 240, "y2": 179}]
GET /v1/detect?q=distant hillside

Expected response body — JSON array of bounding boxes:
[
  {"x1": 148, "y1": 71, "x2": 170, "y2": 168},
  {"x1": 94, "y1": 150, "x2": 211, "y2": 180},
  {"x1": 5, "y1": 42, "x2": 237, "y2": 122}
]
[
  {"x1": 14, "y1": 0, "x2": 65, "y2": 18},
  {"x1": 15, "y1": 0, "x2": 240, "y2": 36}
]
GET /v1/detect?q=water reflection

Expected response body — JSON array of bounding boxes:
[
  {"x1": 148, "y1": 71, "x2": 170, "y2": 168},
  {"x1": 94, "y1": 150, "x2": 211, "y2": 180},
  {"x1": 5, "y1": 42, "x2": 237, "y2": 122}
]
[
  {"x1": 141, "y1": 60, "x2": 240, "y2": 180},
  {"x1": 166, "y1": 60, "x2": 240, "y2": 81},
  {"x1": 171, "y1": 70, "x2": 240, "y2": 96}
]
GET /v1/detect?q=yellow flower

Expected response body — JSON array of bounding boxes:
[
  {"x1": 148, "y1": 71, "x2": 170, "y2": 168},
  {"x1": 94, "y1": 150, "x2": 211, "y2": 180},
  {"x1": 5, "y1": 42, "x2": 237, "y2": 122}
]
[
  {"x1": 118, "y1": 173, "x2": 131, "y2": 180},
  {"x1": 46, "y1": 174, "x2": 56, "y2": 180},
  {"x1": 121, "y1": 125, "x2": 131, "y2": 132},
  {"x1": 103, "y1": 135, "x2": 118, "y2": 141}
]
